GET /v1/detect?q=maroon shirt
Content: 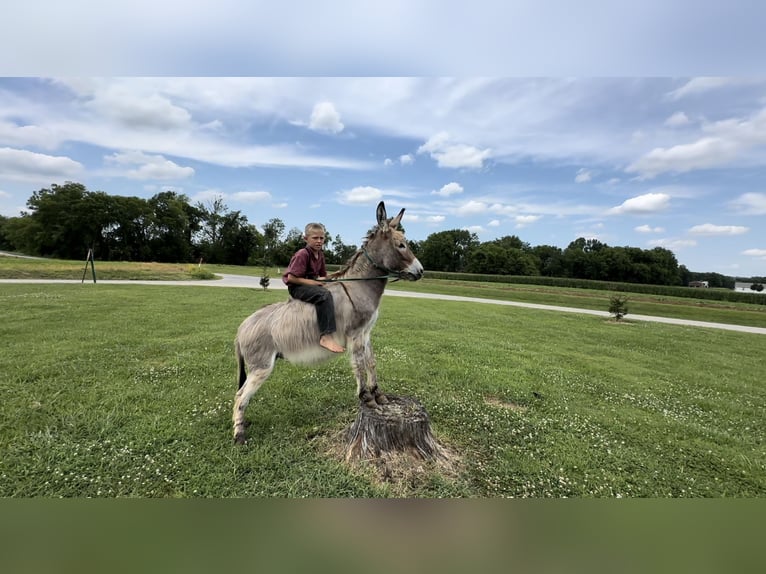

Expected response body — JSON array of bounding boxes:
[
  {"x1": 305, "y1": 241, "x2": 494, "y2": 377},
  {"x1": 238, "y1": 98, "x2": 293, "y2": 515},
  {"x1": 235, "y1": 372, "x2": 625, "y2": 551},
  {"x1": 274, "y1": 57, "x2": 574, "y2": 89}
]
[{"x1": 282, "y1": 247, "x2": 327, "y2": 284}]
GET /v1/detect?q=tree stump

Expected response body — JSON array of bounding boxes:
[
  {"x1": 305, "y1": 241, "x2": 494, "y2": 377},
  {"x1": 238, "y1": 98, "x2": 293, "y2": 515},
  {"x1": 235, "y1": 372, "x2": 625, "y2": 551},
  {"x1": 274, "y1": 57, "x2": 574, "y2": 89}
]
[{"x1": 344, "y1": 395, "x2": 448, "y2": 463}]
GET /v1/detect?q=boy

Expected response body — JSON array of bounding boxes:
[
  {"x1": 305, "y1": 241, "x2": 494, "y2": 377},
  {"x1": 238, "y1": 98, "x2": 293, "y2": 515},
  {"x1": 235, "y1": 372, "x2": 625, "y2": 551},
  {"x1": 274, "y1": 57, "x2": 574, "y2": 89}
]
[{"x1": 282, "y1": 223, "x2": 345, "y2": 353}]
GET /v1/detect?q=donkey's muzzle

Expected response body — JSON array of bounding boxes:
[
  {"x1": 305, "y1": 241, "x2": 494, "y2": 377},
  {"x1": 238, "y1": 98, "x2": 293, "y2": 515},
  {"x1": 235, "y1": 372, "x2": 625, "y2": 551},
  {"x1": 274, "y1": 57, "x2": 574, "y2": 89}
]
[{"x1": 401, "y1": 259, "x2": 424, "y2": 281}]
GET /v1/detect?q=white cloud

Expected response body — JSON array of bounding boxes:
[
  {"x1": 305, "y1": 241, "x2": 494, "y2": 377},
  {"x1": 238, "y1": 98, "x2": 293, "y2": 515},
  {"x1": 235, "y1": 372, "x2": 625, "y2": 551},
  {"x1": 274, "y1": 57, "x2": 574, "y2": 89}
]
[
  {"x1": 666, "y1": 77, "x2": 733, "y2": 101},
  {"x1": 626, "y1": 137, "x2": 738, "y2": 179},
  {"x1": 609, "y1": 192, "x2": 671, "y2": 215},
  {"x1": 309, "y1": 101, "x2": 344, "y2": 134},
  {"x1": 87, "y1": 90, "x2": 192, "y2": 130},
  {"x1": 664, "y1": 111, "x2": 690, "y2": 127},
  {"x1": 742, "y1": 248, "x2": 766, "y2": 257},
  {"x1": 338, "y1": 185, "x2": 382, "y2": 205},
  {"x1": 515, "y1": 215, "x2": 541, "y2": 228},
  {"x1": 426, "y1": 215, "x2": 446, "y2": 224},
  {"x1": 627, "y1": 107, "x2": 766, "y2": 179},
  {"x1": 0, "y1": 121, "x2": 61, "y2": 150},
  {"x1": 399, "y1": 154, "x2": 414, "y2": 165},
  {"x1": 729, "y1": 192, "x2": 766, "y2": 215},
  {"x1": 104, "y1": 150, "x2": 194, "y2": 180},
  {"x1": 488, "y1": 203, "x2": 518, "y2": 216},
  {"x1": 272, "y1": 202, "x2": 288, "y2": 208},
  {"x1": 383, "y1": 158, "x2": 393, "y2": 167},
  {"x1": 0, "y1": 147, "x2": 83, "y2": 182},
  {"x1": 648, "y1": 238, "x2": 697, "y2": 250},
  {"x1": 688, "y1": 223, "x2": 749, "y2": 236},
  {"x1": 431, "y1": 182, "x2": 464, "y2": 197},
  {"x1": 417, "y1": 131, "x2": 490, "y2": 169},
  {"x1": 454, "y1": 200, "x2": 488, "y2": 216},
  {"x1": 635, "y1": 224, "x2": 665, "y2": 233},
  {"x1": 488, "y1": 219, "x2": 500, "y2": 227},
  {"x1": 575, "y1": 168, "x2": 591, "y2": 183},
  {"x1": 464, "y1": 225, "x2": 484, "y2": 234},
  {"x1": 232, "y1": 191, "x2": 272, "y2": 202}
]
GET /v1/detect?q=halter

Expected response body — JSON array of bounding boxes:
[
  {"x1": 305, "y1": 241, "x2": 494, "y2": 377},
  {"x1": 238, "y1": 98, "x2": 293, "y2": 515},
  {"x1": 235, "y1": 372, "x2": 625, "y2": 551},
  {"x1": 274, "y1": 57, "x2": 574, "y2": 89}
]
[{"x1": 321, "y1": 248, "x2": 402, "y2": 283}]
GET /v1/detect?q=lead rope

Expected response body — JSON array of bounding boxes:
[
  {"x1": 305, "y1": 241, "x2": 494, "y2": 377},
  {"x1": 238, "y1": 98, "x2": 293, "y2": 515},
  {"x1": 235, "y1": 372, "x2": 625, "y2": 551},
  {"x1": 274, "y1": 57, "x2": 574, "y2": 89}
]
[{"x1": 320, "y1": 249, "x2": 401, "y2": 283}]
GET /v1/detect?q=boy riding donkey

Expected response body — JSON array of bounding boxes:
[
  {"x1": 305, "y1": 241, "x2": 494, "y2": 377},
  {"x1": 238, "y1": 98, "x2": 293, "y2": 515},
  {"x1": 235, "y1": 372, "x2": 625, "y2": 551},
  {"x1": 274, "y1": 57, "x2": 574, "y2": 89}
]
[{"x1": 282, "y1": 222, "x2": 345, "y2": 353}]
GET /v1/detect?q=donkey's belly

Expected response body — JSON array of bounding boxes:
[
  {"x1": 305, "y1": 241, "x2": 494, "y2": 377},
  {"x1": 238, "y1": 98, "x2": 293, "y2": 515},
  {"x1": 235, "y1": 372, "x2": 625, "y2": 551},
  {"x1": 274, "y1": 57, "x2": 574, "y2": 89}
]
[{"x1": 280, "y1": 346, "x2": 336, "y2": 365}]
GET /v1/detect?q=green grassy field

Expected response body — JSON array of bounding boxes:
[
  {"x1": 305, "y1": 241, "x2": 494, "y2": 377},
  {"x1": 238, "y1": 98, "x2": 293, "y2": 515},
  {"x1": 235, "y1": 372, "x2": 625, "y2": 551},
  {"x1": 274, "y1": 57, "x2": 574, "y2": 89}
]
[
  {"x1": 1, "y1": 282, "x2": 763, "y2": 497},
  {"x1": 3, "y1": 255, "x2": 765, "y2": 327}
]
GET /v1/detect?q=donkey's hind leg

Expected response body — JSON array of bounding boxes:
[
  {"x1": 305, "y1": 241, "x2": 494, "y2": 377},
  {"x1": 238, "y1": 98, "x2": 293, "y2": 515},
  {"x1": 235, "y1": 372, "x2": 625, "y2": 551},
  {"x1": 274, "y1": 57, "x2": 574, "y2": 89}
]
[{"x1": 233, "y1": 362, "x2": 275, "y2": 445}]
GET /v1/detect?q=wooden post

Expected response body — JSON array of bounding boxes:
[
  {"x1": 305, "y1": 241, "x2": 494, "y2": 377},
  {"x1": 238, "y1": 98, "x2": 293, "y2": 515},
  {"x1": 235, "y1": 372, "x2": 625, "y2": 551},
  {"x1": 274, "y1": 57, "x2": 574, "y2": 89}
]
[{"x1": 81, "y1": 248, "x2": 97, "y2": 284}]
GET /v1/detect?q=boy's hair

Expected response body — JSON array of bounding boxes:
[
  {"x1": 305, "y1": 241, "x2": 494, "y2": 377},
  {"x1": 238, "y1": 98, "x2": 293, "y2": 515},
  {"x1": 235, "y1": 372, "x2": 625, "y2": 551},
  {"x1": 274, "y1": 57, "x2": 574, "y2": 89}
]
[{"x1": 304, "y1": 223, "x2": 326, "y2": 237}]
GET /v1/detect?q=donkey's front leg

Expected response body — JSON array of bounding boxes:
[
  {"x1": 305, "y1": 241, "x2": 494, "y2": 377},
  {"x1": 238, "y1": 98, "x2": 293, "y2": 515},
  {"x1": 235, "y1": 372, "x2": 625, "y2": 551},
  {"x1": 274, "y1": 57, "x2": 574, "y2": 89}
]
[{"x1": 349, "y1": 335, "x2": 387, "y2": 408}]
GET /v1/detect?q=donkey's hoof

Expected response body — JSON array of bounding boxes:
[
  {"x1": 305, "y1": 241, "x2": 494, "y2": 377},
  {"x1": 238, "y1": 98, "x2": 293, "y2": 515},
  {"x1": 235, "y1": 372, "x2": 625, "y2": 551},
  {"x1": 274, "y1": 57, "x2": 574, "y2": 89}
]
[
  {"x1": 234, "y1": 433, "x2": 246, "y2": 445},
  {"x1": 362, "y1": 398, "x2": 380, "y2": 410}
]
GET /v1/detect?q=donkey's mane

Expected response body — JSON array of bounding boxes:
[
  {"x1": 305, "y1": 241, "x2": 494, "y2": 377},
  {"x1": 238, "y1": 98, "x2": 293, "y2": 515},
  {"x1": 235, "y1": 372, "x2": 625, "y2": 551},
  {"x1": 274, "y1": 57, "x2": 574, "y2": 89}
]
[{"x1": 328, "y1": 225, "x2": 381, "y2": 279}]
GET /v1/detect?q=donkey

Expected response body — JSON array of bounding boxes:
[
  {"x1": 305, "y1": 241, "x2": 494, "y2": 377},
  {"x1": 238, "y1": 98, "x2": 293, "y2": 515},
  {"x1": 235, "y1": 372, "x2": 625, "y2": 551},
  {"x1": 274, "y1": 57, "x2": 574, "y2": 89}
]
[{"x1": 232, "y1": 202, "x2": 424, "y2": 444}]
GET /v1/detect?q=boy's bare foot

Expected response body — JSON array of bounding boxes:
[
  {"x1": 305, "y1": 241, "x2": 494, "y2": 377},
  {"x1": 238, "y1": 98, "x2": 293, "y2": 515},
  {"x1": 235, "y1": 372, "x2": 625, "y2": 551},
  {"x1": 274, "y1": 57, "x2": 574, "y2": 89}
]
[{"x1": 319, "y1": 335, "x2": 345, "y2": 353}]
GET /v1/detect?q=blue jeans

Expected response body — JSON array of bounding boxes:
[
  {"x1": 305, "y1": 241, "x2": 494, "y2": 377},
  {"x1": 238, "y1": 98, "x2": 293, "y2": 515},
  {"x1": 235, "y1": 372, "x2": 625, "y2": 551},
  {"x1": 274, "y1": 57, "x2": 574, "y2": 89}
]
[{"x1": 288, "y1": 284, "x2": 337, "y2": 336}]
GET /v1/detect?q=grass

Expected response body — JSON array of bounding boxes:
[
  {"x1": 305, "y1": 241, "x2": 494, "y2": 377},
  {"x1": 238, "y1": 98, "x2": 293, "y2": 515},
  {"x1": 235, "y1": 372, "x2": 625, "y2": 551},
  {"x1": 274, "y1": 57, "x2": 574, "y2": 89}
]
[
  {"x1": 0, "y1": 255, "x2": 219, "y2": 281},
  {"x1": 3, "y1": 255, "x2": 766, "y2": 327},
  {"x1": 1, "y1": 283, "x2": 764, "y2": 497},
  {"x1": 387, "y1": 277, "x2": 766, "y2": 328}
]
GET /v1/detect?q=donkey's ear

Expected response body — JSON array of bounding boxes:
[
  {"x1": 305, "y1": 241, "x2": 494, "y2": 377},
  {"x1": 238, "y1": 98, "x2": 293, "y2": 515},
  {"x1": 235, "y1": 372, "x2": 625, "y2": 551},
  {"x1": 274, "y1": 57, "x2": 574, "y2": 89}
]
[
  {"x1": 376, "y1": 201, "x2": 387, "y2": 228},
  {"x1": 389, "y1": 208, "x2": 405, "y2": 229}
]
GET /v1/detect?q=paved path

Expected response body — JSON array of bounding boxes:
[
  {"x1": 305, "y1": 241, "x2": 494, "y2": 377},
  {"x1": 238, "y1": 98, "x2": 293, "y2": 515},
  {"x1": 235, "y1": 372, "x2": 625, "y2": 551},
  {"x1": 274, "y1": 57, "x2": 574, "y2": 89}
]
[{"x1": 3, "y1": 274, "x2": 765, "y2": 335}]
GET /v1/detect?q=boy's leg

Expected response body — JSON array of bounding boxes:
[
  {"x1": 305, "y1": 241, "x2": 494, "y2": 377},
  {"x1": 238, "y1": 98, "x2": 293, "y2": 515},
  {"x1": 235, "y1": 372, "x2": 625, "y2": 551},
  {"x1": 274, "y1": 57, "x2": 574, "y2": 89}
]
[{"x1": 289, "y1": 285, "x2": 343, "y2": 352}]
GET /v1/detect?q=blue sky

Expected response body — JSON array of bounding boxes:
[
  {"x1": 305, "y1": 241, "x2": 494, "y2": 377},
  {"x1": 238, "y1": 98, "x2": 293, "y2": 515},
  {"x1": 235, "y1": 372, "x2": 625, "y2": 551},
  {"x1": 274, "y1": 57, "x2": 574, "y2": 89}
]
[{"x1": 1, "y1": 3, "x2": 764, "y2": 277}]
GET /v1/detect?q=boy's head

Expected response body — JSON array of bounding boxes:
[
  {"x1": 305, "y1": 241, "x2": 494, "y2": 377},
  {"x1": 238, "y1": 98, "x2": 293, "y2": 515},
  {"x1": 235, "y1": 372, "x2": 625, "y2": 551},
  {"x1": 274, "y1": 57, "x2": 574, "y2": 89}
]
[
  {"x1": 303, "y1": 223, "x2": 326, "y2": 251},
  {"x1": 304, "y1": 223, "x2": 325, "y2": 239}
]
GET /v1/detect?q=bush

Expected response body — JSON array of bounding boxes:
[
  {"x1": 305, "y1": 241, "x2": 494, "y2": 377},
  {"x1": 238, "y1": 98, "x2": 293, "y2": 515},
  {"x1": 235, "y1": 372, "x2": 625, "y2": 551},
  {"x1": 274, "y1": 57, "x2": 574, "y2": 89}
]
[
  {"x1": 186, "y1": 265, "x2": 215, "y2": 280},
  {"x1": 608, "y1": 294, "x2": 629, "y2": 321},
  {"x1": 259, "y1": 267, "x2": 271, "y2": 291}
]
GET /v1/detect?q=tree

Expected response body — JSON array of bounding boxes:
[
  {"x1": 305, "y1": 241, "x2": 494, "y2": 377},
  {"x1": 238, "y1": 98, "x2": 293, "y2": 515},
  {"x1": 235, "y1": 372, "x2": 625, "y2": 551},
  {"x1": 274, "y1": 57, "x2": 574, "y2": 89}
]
[
  {"x1": 466, "y1": 243, "x2": 538, "y2": 275},
  {"x1": 419, "y1": 229, "x2": 479, "y2": 272},
  {"x1": 532, "y1": 245, "x2": 564, "y2": 276},
  {"x1": 272, "y1": 227, "x2": 306, "y2": 266},
  {"x1": 193, "y1": 197, "x2": 263, "y2": 264},
  {"x1": 0, "y1": 215, "x2": 15, "y2": 250},
  {"x1": 98, "y1": 194, "x2": 153, "y2": 261},
  {"x1": 491, "y1": 235, "x2": 531, "y2": 251},
  {"x1": 24, "y1": 182, "x2": 96, "y2": 258},
  {"x1": 466, "y1": 243, "x2": 512, "y2": 274},
  {"x1": 330, "y1": 233, "x2": 357, "y2": 264},
  {"x1": 260, "y1": 217, "x2": 286, "y2": 265},
  {"x1": 751, "y1": 283, "x2": 764, "y2": 292},
  {"x1": 147, "y1": 191, "x2": 202, "y2": 262},
  {"x1": 219, "y1": 212, "x2": 262, "y2": 265}
]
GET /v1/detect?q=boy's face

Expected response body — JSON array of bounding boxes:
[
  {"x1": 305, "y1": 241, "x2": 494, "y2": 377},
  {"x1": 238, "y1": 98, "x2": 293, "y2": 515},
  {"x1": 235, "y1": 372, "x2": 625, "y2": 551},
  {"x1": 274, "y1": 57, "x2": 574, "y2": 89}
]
[{"x1": 305, "y1": 231, "x2": 325, "y2": 253}]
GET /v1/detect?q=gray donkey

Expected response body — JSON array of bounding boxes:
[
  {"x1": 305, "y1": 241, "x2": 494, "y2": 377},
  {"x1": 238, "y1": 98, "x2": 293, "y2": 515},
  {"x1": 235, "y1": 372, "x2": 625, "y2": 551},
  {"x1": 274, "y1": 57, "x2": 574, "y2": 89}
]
[{"x1": 232, "y1": 202, "x2": 424, "y2": 444}]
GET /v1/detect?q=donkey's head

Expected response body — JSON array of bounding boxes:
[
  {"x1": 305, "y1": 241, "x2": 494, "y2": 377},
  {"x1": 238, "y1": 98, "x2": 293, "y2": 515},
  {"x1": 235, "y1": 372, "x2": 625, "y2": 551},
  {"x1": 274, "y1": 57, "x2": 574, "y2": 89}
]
[{"x1": 366, "y1": 201, "x2": 424, "y2": 281}]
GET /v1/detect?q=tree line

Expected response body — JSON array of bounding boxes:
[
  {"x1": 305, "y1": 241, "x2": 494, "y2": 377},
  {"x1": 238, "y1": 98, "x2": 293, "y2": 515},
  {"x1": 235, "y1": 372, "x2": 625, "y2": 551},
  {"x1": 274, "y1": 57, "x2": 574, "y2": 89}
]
[
  {"x1": 412, "y1": 229, "x2": 764, "y2": 288},
  {"x1": 1, "y1": 182, "x2": 761, "y2": 287},
  {"x1": 0, "y1": 182, "x2": 357, "y2": 267}
]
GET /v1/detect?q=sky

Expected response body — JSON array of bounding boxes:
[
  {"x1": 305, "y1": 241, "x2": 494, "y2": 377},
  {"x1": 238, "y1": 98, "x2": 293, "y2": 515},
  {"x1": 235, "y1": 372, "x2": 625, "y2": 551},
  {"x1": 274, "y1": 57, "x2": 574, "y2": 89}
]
[{"x1": 1, "y1": 2, "x2": 765, "y2": 278}]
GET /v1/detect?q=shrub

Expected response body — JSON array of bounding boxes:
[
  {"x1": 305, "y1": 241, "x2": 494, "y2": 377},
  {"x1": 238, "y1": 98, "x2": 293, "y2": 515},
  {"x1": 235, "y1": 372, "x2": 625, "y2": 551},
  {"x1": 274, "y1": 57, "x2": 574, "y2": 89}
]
[
  {"x1": 608, "y1": 294, "x2": 629, "y2": 321},
  {"x1": 186, "y1": 265, "x2": 215, "y2": 280},
  {"x1": 259, "y1": 267, "x2": 271, "y2": 291}
]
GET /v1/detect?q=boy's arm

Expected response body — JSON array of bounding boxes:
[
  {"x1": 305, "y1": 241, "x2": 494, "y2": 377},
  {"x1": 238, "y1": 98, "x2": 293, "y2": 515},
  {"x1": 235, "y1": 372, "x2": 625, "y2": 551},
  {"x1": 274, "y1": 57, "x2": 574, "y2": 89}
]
[{"x1": 285, "y1": 274, "x2": 324, "y2": 286}]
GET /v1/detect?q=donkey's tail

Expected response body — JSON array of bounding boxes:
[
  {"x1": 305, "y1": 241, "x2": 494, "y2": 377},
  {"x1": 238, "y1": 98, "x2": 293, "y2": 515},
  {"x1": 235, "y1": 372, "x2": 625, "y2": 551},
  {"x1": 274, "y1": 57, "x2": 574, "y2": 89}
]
[{"x1": 235, "y1": 338, "x2": 246, "y2": 389}]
